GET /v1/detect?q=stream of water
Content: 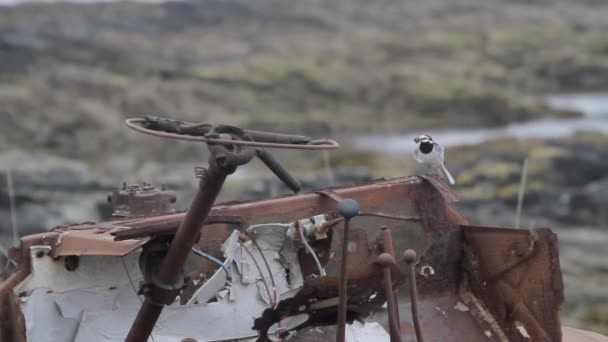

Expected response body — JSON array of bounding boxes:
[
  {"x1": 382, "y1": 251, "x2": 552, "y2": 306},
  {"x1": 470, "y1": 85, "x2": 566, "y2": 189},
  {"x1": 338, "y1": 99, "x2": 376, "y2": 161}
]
[{"x1": 355, "y1": 93, "x2": 608, "y2": 153}]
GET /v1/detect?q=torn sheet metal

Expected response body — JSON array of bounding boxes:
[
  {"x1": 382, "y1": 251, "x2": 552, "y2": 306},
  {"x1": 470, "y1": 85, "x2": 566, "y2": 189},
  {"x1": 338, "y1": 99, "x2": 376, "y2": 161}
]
[
  {"x1": 21, "y1": 285, "x2": 143, "y2": 342},
  {"x1": 187, "y1": 230, "x2": 240, "y2": 305},
  {"x1": 73, "y1": 261, "x2": 301, "y2": 341},
  {"x1": 190, "y1": 222, "x2": 304, "y2": 306},
  {"x1": 18, "y1": 249, "x2": 144, "y2": 342},
  {"x1": 234, "y1": 223, "x2": 304, "y2": 303},
  {"x1": 17, "y1": 225, "x2": 307, "y2": 342},
  {"x1": 17, "y1": 257, "x2": 296, "y2": 341},
  {"x1": 252, "y1": 262, "x2": 405, "y2": 341}
]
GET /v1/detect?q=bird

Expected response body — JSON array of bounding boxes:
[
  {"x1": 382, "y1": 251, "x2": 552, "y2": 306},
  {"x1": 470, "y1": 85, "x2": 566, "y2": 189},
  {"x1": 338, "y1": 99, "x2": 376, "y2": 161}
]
[{"x1": 413, "y1": 134, "x2": 455, "y2": 185}]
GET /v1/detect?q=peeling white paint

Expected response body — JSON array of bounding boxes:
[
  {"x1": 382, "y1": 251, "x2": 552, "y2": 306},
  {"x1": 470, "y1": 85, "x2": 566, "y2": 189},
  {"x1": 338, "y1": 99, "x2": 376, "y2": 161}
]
[{"x1": 16, "y1": 245, "x2": 142, "y2": 295}]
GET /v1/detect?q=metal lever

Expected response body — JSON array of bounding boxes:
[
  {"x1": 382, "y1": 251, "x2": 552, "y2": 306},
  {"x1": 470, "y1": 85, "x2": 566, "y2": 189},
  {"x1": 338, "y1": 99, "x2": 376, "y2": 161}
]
[
  {"x1": 380, "y1": 226, "x2": 401, "y2": 341},
  {"x1": 403, "y1": 250, "x2": 424, "y2": 342},
  {"x1": 256, "y1": 149, "x2": 301, "y2": 193},
  {"x1": 336, "y1": 199, "x2": 360, "y2": 342},
  {"x1": 377, "y1": 253, "x2": 402, "y2": 342},
  {"x1": 210, "y1": 126, "x2": 301, "y2": 193}
]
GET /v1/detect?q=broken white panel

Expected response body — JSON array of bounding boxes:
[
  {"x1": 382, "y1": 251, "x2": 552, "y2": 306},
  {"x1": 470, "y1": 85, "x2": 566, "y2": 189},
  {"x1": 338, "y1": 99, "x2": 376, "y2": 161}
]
[
  {"x1": 233, "y1": 224, "x2": 304, "y2": 304},
  {"x1": 20, "y1": 289, "x2": 80, "y2": 342},
  {"x1": 16, "y1": 245, "x2": 143, "y2": 294},
  {"x1": 188, "y1": 230, "x2": 239, "y2": 305},
  {"x1": 18, "y1": 224, "x2": 309, "y2": 342},
  {"x1": 18, "y1": 245, "x2": 145, "y2": 342},
  {"x1": 74, "y1": 224, "x2": 305, "y2": 341},
  {"x1": 21, "y1": 285, "x2": 143, "y2": 342},
  {"x1": 17, "y1": 247, "x2": 143, "y2": 341},
  {"x1": 345, "y1": 321, "x2": 391, "y2": 342},
  {"x1": 74, "y1": 274, "x2": 298, "y2": 342}
]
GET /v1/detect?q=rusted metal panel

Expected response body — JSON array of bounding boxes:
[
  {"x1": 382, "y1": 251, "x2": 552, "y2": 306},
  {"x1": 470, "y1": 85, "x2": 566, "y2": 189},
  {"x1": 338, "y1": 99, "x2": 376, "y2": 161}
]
[
  {"x1": 463, "y1": 225, "x2": 564, "y2": 342},
  {"x1": 112, "y1": 214, "x2": 246, "y2": 241},
  {"x1": 397, "y1": 294, "x2": 504, "y2": 342},
  {"x1": 410, "y1": 176, "x2": 467, "y2": 297},
  {"x1": 53, "y1": 229, "x2": 146, "y2": 257},
  {"x1": 329, "y1": 227, "x2": 370, "y2": 273},
  {"x1": 0, "y1": 292, "x2": 26, "y2": 342},
  {"x1": 106, "y1": 176, "x2": 422, "y2": 238},
  {"x1": 419, "y1": 174, "x2": 459, "y2": 203}
]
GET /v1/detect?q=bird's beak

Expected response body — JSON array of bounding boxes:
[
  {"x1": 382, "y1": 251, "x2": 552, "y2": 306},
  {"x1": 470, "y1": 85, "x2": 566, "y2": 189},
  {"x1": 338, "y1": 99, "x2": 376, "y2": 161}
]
[{"x1": 413, "y1": 136, "x2": 421, "y2": 143}]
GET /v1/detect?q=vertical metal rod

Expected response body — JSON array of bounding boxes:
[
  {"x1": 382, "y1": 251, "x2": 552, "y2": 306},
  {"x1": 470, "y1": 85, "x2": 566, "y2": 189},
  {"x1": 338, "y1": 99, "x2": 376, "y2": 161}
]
[
  {"x1": 336, "y1": 199, "x2": 360, "y2": 342},
  {"x1": 515, "y1": 158, "x2": 529, "y2": 229},
  {"x1": 158, "y1": 169, "x2": 226, "y2": 283},
  {"x1": 403, "y1": 250, "x2": 423, "y2": 342},
  {"x1": 126, "y1": 166, "x2": 227, "y2": 342},
  {"x1": 125, "y1": 301, "x2": 164, "y2": 342},
  {"x1": 379, "y1": 253, "x2": 401, "y2": 342},
  {"x1": 6, "y1": 169, "x2": 19, "y2": 247},
  {"x1": 381, "y1": 226, "x2": 400, "y2": 328},
  {"x1": 323, "y1": 150, "x2": 335, "y2": 186},
  {"x1": 336, "y1": 216, "x2": 351, "y2": 342}
]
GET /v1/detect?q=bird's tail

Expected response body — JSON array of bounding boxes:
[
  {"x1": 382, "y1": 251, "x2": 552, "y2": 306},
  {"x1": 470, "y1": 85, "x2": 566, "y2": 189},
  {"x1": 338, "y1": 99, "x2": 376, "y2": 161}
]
[{"x1": 439, "y1": 164, "x2": 455, "y2": 185}]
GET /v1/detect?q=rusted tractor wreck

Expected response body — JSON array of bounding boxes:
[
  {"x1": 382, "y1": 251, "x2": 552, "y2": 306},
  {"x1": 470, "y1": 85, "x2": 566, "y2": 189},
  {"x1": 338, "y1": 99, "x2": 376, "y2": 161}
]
[{"x1": 0, "y1": 117, "x2": 604, "y2": 341}]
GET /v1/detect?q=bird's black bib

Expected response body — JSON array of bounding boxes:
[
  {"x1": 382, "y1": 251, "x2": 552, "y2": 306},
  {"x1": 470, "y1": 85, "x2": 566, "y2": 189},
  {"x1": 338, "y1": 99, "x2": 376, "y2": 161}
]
[{"x1": 419, "y1": 142, "x2": 434, "y2": 154}]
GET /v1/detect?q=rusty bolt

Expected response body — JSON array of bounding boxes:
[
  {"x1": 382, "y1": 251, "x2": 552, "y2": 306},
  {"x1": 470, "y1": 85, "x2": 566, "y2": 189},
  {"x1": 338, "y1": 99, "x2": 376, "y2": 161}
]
[
  {"x1": 403, "y1": 249, "x2": 417, "y2": 264},
  {"x1": 35, "y1": 250, "x2": 45, "y2": 258},
  {"x1": 377, "y1": 253, "x2": 395, "y2": 266}
]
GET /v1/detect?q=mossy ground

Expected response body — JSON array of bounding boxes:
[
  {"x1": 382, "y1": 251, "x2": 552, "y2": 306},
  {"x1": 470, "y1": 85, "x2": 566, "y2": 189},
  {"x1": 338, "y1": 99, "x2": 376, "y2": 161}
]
[{"x1": 4, "y1": 0, "x2": 608, "y2": 163}]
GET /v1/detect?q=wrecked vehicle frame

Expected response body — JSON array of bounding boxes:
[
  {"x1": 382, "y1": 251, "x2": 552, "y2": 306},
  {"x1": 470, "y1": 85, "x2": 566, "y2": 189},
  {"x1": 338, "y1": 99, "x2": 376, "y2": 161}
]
[
  {"x1": 0, "y1": 175, "x2": 570, "y2": 342},
  {"x1": 0, "y1": 117, "x2": 596, "y2": 342}
]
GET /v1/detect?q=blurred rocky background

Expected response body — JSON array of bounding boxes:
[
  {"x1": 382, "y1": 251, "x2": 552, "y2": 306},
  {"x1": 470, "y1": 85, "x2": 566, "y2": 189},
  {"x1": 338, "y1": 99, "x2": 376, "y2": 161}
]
[{"x1": 1, "y1": 0, "x2": 608, "y2": 334}]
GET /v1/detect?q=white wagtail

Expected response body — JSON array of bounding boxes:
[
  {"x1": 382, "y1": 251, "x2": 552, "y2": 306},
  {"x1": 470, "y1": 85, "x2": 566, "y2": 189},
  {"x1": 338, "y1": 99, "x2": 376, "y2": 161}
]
[{"x1": 413, "y1": 134, "x2": 455, "y2": 185}]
